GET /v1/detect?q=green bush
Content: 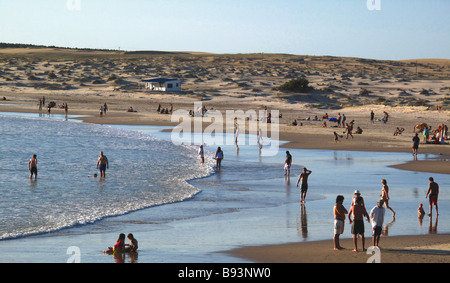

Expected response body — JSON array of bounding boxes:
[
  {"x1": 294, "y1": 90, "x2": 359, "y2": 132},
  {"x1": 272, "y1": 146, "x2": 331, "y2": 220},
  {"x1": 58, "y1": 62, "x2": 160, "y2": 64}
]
[{"x1": 278, "y1": 77, "x2": 311, "y2": 93}]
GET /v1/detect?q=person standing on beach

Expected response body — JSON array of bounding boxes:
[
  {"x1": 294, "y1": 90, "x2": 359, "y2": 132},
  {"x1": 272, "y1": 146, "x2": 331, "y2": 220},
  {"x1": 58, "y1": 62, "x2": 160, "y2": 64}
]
[
  {"x1": 381, "y1": 179, "x2": 396, "y2": 218},
  {"x1": 334, "y1": 195, "x2": 348, "y2": 250},
  {"x1": 215, "y1": 147, "x2": 224, "y2": 170},
  {"x1": 348, "y1": 196, "x2": 370, "y2": 252},
  {"x1": 425, "y1": 177, "x2": 439, "y2": 216},
  {"x1": 412, "y1": 133, "x2": 420, "y2": 156},
  {"x1": 96, "y1": 151, "x2": 109, "y2": 178},
  {"x1": 423, "y1": 126, "x2": 430, "y2": 143},
  {"x1": 296, "y1": 167, "x2": 312, "y2": 204},
  {"x1": 370, "y1": 200, "x2": 385, "y2": 247},
  {"x1": 351, "y1": 190, "x2": 365, "y2": 208},
  {"x1": 284, "y1": 151, "x2": 292, "y2": 176},
  {"x1": 370, "y1": 110, "x2": 374, "y2": 123},
  {"x1": 28, "y1": 154, "x2": 38, "y2": 180},
  {"x1": 345, "y1": 120, "x2": 354, "y2": 139}
]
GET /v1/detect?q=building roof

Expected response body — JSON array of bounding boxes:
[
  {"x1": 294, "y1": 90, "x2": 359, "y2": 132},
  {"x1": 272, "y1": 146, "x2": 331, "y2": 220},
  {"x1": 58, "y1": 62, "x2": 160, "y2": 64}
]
[{"x1": 142, "y1": 78, "x2": 180, "y2": 83}]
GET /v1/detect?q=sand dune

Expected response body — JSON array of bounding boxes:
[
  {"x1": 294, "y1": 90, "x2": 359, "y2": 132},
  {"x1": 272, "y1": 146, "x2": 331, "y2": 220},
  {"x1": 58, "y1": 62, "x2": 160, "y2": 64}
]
[{"x1": 1, "y1": 46, "x2": 449, "y2": 263}]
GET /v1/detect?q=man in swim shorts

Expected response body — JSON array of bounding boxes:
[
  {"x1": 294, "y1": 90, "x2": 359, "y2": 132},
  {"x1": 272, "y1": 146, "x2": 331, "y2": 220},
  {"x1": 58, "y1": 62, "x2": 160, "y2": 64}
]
[
  {"x1": 296, "y1": 167, "x2": 312, "y2": 204},
  {"x1": 425, "y1": 177, "x2": 439, "y2": 216},
  {"x1": 28, "y1": 154, "x2": 38, "y2": 180},
  {"x1": 333, "y1": 195, "x2": 348, "y2": 250},
  {"x1": 96, "y1": 151, "x2": 109, "y2": 178},
  {"x1": 348, "y1": 196, "x2": 370, "y2": 252},
  {"x1": 412, "y1": 133, "x2": 420, "y2": 156}
]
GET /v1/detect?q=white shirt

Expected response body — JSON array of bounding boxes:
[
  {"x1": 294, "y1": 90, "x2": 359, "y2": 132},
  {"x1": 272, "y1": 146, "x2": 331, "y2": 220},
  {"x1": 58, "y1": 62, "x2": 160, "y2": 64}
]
[{"x1": 370, "y1": 206, "x2": 385, "y2": 227}]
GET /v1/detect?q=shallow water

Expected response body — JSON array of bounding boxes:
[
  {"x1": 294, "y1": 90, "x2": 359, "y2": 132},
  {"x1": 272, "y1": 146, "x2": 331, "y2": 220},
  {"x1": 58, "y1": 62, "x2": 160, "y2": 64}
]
[
  {"x1": 0, "y1": 113, "x2": 214, "y2": 240},
  {"x1": 0, "y1": 113, "x2": 449, "y2": 262}
]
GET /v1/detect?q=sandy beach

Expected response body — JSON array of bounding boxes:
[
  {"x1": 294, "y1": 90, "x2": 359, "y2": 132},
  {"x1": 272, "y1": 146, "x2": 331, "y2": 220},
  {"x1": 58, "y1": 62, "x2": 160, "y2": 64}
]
[
  {"x1": 1, "y1": 48, "x2": 449, "y2": 263},
  {"x1": 227, "y1": 234, "x2": 450, "y2": 263}
]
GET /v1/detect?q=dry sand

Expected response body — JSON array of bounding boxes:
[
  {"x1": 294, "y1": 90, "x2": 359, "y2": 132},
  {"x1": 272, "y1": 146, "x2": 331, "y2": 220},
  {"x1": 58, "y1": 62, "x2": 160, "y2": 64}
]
[{"x1": 1, "y1": 47, "x2": 449, "y2": 262}]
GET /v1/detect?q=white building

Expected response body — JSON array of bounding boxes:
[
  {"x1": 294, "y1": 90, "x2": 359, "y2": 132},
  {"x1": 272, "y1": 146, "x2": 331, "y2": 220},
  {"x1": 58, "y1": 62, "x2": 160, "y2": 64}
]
[{"x1": 142, "y1": 78, "x2": 181, "y2": 92}]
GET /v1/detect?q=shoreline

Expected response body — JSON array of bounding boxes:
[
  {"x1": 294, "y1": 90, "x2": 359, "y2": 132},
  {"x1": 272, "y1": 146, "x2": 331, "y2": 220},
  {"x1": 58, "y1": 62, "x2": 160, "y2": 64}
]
[
  {"x1": 1, "y1": 95, "x2": 449, "y2": 263},
  {"x1": 1, "y1": 99, "x2": 449, "y2": 175},
  {"x1": 225, "y1": 234, "x2": 450, "y2": 263}
]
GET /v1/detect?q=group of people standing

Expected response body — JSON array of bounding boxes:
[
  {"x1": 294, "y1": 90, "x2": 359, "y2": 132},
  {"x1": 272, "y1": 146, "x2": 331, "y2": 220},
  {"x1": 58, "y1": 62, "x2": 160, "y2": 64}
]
[
  {"x1": 280, "y1": 150, "x2": 442, "y2": 253},
  {"x1": 333, "y1": 177, "x2": 440, "y2": 252}
]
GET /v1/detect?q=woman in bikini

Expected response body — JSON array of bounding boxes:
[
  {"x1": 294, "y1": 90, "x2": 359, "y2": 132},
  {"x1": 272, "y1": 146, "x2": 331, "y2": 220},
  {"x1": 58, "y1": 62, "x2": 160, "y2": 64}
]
[{"x1": 381, "y1": 179, "x2": 396, "y2": 218}]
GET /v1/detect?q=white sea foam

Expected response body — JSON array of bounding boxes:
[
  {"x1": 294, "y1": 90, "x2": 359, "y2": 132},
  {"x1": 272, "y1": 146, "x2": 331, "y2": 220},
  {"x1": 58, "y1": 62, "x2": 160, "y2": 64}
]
[{"x1": 0, "y1": 114, "x2": 214, "y2": 240}]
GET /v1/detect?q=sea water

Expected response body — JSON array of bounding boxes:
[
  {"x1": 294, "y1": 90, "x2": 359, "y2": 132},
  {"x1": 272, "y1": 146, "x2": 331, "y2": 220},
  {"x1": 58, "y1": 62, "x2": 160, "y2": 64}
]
[
  {"x1": 0, "y1": 112, "x2": 449, "y2": 262},
  {"x1": 119, "y1": 125, "x2": 450, "y2": 240},
  {"x1": 0, "y1": 113, "x2": 214, "y2": 240}
]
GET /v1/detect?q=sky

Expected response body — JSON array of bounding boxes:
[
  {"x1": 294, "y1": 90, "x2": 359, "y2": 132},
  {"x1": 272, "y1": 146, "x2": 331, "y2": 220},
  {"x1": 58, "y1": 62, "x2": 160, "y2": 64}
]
[{"x1": 0, "y1": 0, "x2": 448, "y2": 60}]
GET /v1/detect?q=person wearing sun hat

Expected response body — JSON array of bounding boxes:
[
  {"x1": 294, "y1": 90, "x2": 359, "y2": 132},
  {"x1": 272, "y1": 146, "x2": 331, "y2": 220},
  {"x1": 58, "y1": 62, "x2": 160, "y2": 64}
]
[{"x1": 351, "y1": 190, "x2": 365, "y2": 208}]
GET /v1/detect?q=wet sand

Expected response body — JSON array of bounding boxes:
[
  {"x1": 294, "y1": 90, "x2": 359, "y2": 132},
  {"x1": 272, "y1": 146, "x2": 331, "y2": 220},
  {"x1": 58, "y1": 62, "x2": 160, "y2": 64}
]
[{"x1": 226, "y1": 234, "x2": 450, "y2": 263}]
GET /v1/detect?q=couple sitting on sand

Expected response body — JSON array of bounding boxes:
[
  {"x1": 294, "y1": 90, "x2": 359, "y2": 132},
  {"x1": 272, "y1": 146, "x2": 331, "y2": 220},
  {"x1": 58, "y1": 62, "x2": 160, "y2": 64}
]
[{"x1": 104, "y1": 233, "x2": 138, "y2": 254}]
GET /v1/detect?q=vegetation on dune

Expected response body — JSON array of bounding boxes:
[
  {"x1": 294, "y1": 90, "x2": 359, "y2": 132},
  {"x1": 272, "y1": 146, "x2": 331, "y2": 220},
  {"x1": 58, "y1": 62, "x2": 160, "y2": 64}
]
[{"x1": 277, "y1": 77, "x2": 312, "y2": 93}]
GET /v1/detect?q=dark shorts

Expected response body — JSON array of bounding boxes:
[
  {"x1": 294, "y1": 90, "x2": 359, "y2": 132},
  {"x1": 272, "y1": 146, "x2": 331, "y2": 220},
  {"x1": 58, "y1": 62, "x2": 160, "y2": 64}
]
[
  {"x1": 373, "y1": 226, "x2": 382, "y2": 236},
  {"x1": 301, "y1": 183, "x2": 308, "y2": 193},
  {"x1": 351, "y1": 220, "x2": 365, "y2": 235},
  {"x1": 429, "y1": 194, "x2": 438, "y2": 205},
  {"x1": 99, "y1": 164, "x2": 106, "y2": 172},
  {"x1": 30, "y1": 167, "x2": 37, "y2": 175}
]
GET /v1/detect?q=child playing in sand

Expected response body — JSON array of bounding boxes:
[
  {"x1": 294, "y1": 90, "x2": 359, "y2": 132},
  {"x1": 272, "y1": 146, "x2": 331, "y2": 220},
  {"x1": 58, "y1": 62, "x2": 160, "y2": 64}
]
[
  {"x1": 334, "y1": 132, "x2": 342, "y2": 143},
  {"x1": 104, "y1": 233, "x2": 125, "y2": 254},
  {"x1": 125, "y1": 233, "x2": 138, "y2": 252}
]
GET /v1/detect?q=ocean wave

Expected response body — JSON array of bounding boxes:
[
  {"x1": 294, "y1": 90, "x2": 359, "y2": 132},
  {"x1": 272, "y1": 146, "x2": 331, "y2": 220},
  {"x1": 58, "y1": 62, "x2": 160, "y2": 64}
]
[{"x1": 0, "y1": 115, "x2": 215, "y2": 240}]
